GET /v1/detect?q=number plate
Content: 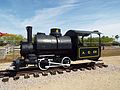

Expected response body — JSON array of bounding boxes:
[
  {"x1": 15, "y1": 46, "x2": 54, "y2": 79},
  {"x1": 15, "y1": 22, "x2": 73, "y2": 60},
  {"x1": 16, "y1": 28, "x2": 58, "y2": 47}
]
[{"x1": 78, "y1": 47, "x2": 99, "y2": 58}]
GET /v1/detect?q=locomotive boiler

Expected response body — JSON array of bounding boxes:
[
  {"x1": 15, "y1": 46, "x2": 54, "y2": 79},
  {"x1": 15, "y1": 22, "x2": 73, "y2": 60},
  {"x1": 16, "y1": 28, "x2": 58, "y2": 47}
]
[{"x1": 13, "y1": 26, "x2": 102, "y2": 71}]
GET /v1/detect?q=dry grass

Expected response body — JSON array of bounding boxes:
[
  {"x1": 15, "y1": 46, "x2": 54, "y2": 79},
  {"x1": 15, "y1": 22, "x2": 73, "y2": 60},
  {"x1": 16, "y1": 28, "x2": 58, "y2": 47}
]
[
  {"x1": 101, "y1": 46, "x2": 120, "y2": 57},
  {"x1": 0, "y1": 51, "x2": 20, "y2": 63},
  {"x1": 101, "y1": 49, "x2": 120, "y2": 57}
]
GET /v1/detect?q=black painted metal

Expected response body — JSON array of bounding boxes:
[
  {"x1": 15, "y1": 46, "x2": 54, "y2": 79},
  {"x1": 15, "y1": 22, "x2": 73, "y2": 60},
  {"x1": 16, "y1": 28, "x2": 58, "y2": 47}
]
[{"x1": 26, "y1": 26, "x2": 32, "y2": 43}]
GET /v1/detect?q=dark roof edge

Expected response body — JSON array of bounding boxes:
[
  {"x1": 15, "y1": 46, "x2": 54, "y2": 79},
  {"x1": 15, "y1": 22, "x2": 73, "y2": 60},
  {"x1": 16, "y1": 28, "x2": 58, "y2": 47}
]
[{"x1": 65, "y1": 30, "x2": 102, "y2": 36}]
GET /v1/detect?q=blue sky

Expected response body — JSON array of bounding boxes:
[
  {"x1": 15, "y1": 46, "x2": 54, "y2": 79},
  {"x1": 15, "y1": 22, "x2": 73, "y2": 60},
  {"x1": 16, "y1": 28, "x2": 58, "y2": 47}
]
[{"x1": 0, "y1": 0, "x2": 120, "y2": 40}]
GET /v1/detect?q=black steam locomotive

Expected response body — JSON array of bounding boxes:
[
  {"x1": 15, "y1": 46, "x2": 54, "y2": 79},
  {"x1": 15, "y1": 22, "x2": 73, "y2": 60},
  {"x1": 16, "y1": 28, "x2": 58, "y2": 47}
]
[{"x1": 13, "y1": 26, "x2": 101, "y2": 71}]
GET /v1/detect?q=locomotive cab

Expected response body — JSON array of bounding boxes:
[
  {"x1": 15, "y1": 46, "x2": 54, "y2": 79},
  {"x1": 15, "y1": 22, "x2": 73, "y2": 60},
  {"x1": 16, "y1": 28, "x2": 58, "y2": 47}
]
[{"x1": 65, "y1": 30, "x2": 101, "y2": 61}]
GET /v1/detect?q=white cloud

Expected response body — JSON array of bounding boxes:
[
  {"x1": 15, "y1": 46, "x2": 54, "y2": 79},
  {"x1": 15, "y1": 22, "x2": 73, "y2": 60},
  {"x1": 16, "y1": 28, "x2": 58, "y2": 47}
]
[
  {"x1": 0, "y1": 13, "x2": 24, "y2": 34},
  {"x1": 21, "y1": 1, "x2": 77, "y2": 35},
  {"x1": 59, "y1": 0, "x2": 79, "y2": 4},
  {"x1": 82, "y1": 19, "x2": 120, "y2": 42},
  {"x1": 102, "y1": 23, "x2": 120, "y2": 36}
]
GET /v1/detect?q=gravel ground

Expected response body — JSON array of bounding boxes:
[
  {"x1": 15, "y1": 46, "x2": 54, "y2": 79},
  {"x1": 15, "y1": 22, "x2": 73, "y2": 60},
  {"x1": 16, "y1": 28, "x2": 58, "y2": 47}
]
[{"x1": 0, "y1": 56, "x2": 120, "y2": 90}]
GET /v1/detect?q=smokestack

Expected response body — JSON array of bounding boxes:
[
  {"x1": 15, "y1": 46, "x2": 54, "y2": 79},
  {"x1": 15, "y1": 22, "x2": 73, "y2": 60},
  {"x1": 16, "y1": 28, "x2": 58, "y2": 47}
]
[{"x1": 26, "y1": 26, "x2": 32, "y2": 43}]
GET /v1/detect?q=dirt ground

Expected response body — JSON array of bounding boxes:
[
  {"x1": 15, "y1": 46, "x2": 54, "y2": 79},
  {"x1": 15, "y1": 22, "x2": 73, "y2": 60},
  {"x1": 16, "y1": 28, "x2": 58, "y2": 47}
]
[
  {"x1": 31, "y1": 56, "x2": 120, "y2": 90},
  {"x1": 0, "y1": 56, "x2": 120, "y2": 90}
]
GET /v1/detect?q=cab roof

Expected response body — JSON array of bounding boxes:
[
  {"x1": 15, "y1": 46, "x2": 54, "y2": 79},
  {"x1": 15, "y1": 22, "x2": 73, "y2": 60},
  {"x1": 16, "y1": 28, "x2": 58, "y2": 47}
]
[{"x1": 65, "y1": 30, "x2": 101, "y2": 36}]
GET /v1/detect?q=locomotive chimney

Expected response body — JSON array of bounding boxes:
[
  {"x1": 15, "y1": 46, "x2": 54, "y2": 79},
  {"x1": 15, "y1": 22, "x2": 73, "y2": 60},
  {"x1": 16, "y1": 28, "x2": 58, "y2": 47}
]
[{"x1": 26, "y1": 26, "x2": 32, "y2": 43}]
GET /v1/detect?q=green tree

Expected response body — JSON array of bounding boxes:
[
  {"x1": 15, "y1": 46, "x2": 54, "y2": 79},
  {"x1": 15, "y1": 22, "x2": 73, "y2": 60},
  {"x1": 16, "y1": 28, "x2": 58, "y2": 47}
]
[
  {"x1": 0, "y1": 35, "x2": 26, "y2": 45},
  {"x1": 101, "y1": 36, "x2": 114, "y2": 43},
  {"x1": 115, "y1": 35, "x2": 119, "y2": 41}
]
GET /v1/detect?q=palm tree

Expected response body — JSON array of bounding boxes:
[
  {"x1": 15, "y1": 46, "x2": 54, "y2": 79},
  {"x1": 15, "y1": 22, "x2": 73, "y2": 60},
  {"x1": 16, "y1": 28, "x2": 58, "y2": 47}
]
[{"x1": 115, "y1": 35, "x2": 119, "y2": 41}]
